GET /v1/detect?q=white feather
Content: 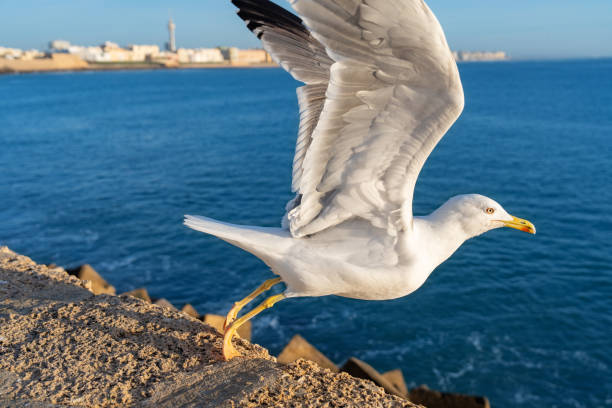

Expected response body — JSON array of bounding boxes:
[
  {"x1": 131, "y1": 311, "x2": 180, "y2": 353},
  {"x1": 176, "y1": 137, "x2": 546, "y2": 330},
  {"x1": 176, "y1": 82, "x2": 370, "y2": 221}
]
[{"x1": 287, "y1": 0, "x2": 464, "y2": 237}]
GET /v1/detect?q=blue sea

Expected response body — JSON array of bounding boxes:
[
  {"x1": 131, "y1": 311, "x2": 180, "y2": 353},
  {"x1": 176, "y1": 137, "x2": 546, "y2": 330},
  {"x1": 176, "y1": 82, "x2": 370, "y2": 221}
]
[{"x1": 1, "y1": 60, "x2": 611, "y2": 407}]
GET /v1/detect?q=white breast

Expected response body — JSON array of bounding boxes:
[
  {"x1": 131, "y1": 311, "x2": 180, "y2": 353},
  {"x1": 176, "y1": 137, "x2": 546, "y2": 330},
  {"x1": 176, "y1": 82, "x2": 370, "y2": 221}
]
[{"x1": 273, "y1": 221, "x2": 436, "y2": 300}]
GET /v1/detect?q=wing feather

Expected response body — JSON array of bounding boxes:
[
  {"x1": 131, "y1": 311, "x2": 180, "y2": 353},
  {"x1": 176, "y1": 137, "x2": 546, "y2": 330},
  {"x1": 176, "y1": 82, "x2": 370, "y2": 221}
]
[
  {"x1": 232, "y1": 0, "x2": 333, "y2": 192},
  {"x1": 232, "y1": 0, "x2": 464, "y2": 238},
  {"x1": 286, "y1": 0, "x2": 464, "y2": 237}
]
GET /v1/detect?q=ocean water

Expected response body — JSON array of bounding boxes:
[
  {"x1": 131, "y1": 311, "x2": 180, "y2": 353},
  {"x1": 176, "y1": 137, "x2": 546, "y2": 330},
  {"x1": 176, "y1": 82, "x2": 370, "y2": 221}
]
[{"x1": 1, "y1": 60, "x2": 611, "y2": 407}]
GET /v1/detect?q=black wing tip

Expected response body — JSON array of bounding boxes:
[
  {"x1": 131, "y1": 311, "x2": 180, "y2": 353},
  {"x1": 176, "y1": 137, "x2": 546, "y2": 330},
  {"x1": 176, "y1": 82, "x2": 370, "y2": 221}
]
[{"x1": 231, "y1": 0, "x2": 305, "y2": 31}]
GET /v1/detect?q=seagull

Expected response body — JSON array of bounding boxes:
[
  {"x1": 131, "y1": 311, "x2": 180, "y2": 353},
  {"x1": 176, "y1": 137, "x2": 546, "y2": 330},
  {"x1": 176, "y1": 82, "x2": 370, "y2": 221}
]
[{"x1": 185, "y1": 0, "x2": 535, "y2": 360}]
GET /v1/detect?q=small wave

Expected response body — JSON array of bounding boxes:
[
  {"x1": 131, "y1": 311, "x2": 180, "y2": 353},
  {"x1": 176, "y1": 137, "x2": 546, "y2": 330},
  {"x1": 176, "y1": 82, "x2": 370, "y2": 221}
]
[
  {"x1": 160, "y1": 255, "x2": 172, "y2": 273},
  {"x1": 254, "y1": 314, "x2": 284, "y2": 339},
  {"x1": 360, "y1": 345, "x2": 413, "y2": 362},
  {"x1": 466, "y1": 331, "x2": 483, "y2": 352},
  {"x1": 98, "y1": 255, "x2": 139, "y2": 272},
  {"x1": 50, "y1": 229, "x2": 100, "y2": 246},
  {"x1": 432, "y1": 359, "x2": 474, "y2": 389},
  {"x1": 512, "y1": 387, "x2": 541, "y2": 405},
  {"x1": 571, "y1": 350, "x2": 609, "y2": 371}
]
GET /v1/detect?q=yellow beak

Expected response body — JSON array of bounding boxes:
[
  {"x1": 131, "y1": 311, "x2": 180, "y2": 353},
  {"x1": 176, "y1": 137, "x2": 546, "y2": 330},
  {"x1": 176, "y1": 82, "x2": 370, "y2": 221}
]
[{"x1": 502, "y1": 216, "x2": 536, "y2": 234}]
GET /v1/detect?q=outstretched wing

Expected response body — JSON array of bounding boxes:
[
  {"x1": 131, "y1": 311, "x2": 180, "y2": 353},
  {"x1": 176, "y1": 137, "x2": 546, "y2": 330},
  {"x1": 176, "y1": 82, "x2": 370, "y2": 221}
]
[
  {"x1": 233, "y1": 0, "x2": 464, "y2": 238},
  {"x1": 286, "y1": 0, "x2": 464, "y2": 237},
  {"x1": 231, "y1": 0, "x2": 334, "y2": 192}
]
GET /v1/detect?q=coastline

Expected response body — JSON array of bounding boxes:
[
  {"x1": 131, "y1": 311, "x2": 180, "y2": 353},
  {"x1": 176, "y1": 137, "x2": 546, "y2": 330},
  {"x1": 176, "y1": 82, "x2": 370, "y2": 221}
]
[{"x1": 0, "y1": 59, "x2": 279, "y2": 76}]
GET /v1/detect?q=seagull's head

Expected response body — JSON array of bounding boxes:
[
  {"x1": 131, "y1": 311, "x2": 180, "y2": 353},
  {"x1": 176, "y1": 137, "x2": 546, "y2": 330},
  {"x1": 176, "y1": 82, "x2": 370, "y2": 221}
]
[{"x1": 441, "y1": 194, "x2": 536, "y2": 238}]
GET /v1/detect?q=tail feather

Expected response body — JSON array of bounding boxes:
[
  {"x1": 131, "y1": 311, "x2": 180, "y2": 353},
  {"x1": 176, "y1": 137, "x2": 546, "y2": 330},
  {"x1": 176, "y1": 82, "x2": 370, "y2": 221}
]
[{"x1": 184, "y1": 215, "x2": 291, "y2": 263}]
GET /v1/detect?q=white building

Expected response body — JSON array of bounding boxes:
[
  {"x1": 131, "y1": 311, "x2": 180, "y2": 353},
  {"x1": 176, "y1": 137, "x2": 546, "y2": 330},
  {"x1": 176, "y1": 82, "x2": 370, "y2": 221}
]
[
  {"x1": 49, "y1": 40, "x2": 71, "y2": 51},
  {"x1": 177, "y1": 48, "x2": 224, "y2": 63},
  {"x1": 127, "y1": 45, "x2": 160, "y2": 62},
  {"x1": 0, "y1": 47, "x2": 44, "y2": 60},
  {"x1": 69, "y1": 46, "x2": 105, "y2": 62},
  {"x1": 20, "y1": 49, "x2": 45, "y2": 60},
  {"x1": 167, "y1": 18, "x2": 176, "y2": 52},
  {"x1": 0, "y1": 46, "x2": 23, "y2": 59},
  {"x1": 101, "y1": 41, "x2": 121, "y2": 51},
  {"x1": 61, "y1": 43, "x2": 160, "y2": 63}
]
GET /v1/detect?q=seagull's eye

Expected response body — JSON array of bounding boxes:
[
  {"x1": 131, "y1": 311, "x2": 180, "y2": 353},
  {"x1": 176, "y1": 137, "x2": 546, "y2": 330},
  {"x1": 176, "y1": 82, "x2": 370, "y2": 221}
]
[{"x1": 486, "y1": 208, "x2": 495, "y2": 214}]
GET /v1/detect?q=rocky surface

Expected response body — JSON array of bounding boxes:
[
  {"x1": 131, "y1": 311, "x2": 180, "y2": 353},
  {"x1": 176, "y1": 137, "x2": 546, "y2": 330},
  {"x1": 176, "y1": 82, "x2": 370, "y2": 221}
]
[{"x1": 0, "y1": 247, "x2": 421, "y2": 407}]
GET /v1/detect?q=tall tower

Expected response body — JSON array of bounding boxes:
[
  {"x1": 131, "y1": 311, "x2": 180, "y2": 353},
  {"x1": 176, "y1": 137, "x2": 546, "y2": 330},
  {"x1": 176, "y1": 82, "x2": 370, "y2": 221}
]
[{"x1": 167, "y1": 17, "x2": 176, "y2": 52}]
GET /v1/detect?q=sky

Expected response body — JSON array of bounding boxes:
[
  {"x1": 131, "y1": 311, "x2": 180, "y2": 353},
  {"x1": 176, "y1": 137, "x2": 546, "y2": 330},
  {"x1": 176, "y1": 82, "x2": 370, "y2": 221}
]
[{"x1": 1, "y1": 0, "x2": 611, "y2": 59}]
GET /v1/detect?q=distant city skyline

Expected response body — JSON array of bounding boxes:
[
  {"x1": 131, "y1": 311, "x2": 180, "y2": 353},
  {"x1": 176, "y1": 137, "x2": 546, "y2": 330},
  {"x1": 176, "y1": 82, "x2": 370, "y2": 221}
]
[{"x1": 1, "y1": 0, "x2": 611, "y2": 59}]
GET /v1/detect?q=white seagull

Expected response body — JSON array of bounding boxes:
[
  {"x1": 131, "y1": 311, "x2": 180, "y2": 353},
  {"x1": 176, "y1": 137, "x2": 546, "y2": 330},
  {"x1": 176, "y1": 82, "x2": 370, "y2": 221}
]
[{"x1": 185, "y1": 0, "x2": 535, "y2": 360}]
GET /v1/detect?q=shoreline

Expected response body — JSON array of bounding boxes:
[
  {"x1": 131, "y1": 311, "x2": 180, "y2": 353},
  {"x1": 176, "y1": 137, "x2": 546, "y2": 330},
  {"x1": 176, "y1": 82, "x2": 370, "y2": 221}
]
[
  {"x1": 0, "y1": 61, "x2": 279, "y2": 76},
  {"x1": 4, "y1": 57, "x2": 610, "y2": 76}
]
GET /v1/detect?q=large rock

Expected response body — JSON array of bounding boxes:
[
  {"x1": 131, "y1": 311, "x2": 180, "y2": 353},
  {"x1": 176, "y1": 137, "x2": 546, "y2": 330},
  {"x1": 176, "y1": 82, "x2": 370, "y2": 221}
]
[
  {"x1": 153, "y1": 298, "x2": 177, "y2": 310},
  {"x1": 203, "y1": 314, "x2": 251, "y2": 341},
  {"x1": 408, "y1": 385, "x2": 491, "y2": 408},
  {"x1": 121, "y1": 288, "x2": 152, "y2": 303},
  {"x1": 181, "y1": 303, "x2": 199, "y2": 318},
  {"x1": 66, "y1": 264, "x2": 115, "y2": 295},
  {"x1": 277, "y1": 334, "x2": 338, "y2": 372},
  {"x1": 341, "y1": 357, "x2": 405, "y2": 398},
  {"x1": 383, "y1": 369, "x2": 409, "y2": 398}
]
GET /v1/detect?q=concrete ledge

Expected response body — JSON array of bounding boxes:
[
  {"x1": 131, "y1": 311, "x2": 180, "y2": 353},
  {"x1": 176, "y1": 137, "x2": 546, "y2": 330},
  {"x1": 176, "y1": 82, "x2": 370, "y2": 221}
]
[{"x1": 0, "y1": 247, "x2": 421, "y2": 407}]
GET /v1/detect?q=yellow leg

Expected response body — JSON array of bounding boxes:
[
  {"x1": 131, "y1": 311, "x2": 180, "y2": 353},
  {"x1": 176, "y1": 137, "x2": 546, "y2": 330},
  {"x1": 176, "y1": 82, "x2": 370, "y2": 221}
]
[
  {"x1": 223, "y1": 293, "x2": 285, "y2": 360},
  {"x1": 224, "y1": 277, "x2": 282, "y2": 330}
]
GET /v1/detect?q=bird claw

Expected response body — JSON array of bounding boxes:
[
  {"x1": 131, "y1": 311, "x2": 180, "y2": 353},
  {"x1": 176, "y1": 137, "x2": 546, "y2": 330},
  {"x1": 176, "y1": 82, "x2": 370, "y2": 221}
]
[
  {"x1": 223, "y1": 326, "x2": 241, "y2": 361},
  {"x1": 223, "y1": 345, "x2": 241, "y2": 361}
]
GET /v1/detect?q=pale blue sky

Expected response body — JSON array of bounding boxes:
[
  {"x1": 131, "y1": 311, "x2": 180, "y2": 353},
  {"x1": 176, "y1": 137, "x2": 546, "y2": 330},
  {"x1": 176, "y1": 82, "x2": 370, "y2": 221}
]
[{"x1": 1, "y1": 0, "x2": 611, "y2": 59}]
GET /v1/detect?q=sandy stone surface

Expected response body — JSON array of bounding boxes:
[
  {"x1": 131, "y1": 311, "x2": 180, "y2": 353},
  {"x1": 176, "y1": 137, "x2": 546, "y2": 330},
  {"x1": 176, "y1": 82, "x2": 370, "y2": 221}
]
[
  {"x1": 0, "y1": 247, "x2": 421, "y2": 407},
  {"x1": 241, "y1": 360, "x2": 416, "y2": 408}
]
